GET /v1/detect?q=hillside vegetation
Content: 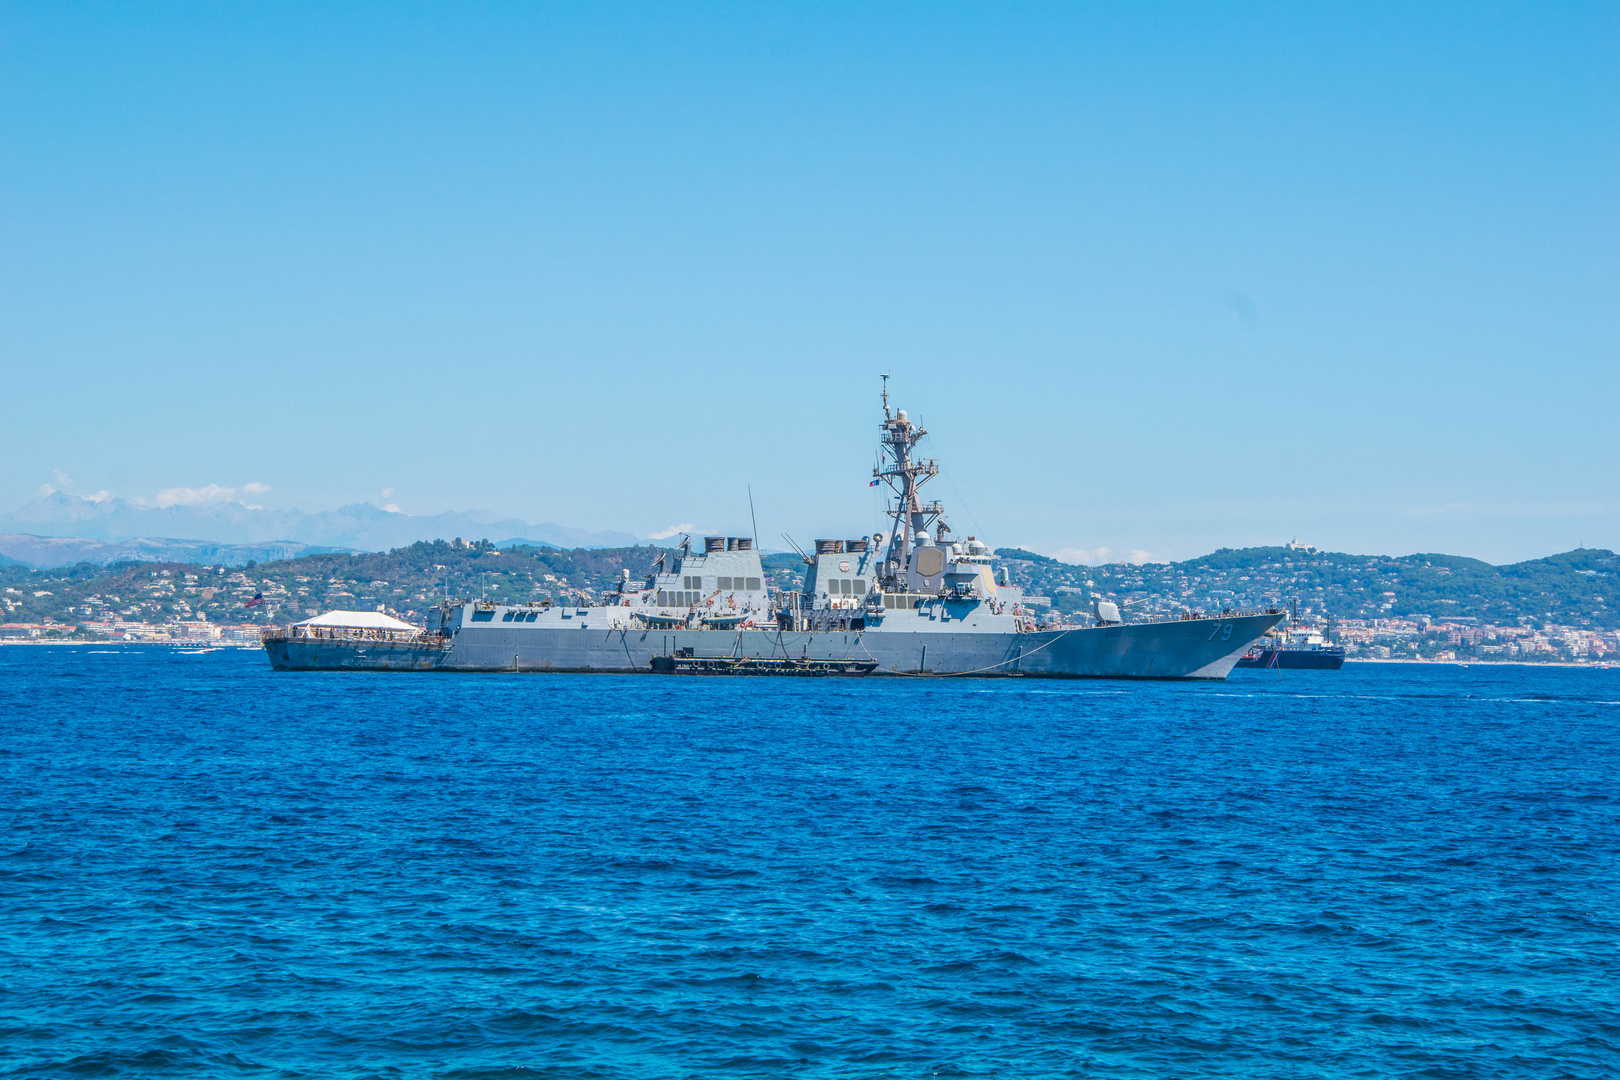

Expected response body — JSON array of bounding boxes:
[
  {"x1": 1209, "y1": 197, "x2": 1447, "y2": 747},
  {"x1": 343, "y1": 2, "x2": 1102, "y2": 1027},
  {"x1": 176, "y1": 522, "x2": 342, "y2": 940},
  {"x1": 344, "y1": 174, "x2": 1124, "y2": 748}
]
[
  {"x1": 4, "y1": 538, "x2": 1614, "y2": 634},
  {"x1": 1, "y1": 540, "x2": 677, "y2": 628},
  {"x1": 996, "y1": 546, "x2": 1619, "y2": 630}
]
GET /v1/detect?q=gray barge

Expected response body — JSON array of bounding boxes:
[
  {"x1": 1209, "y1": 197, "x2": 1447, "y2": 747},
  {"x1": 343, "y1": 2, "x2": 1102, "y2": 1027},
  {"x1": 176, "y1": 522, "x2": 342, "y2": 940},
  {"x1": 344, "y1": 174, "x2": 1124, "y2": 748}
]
[{"x1": 264, "y1": 382, "x2": 1284, "y2": 678}]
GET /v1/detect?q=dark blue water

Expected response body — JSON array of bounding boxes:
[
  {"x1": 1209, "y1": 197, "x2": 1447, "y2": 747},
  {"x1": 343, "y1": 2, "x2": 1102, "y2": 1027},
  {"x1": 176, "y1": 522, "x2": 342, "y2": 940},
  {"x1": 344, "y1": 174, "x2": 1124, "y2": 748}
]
[{"x1": 3, "y1": 649, "x2": 1617, "y2": 1078}]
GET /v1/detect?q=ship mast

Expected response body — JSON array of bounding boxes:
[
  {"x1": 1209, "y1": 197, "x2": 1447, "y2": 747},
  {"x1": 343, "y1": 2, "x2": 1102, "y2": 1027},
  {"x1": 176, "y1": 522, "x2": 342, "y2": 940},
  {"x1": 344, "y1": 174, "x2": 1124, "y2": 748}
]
[{"x1": 873, "y1": 376, "x2": 944, "y2": 591}]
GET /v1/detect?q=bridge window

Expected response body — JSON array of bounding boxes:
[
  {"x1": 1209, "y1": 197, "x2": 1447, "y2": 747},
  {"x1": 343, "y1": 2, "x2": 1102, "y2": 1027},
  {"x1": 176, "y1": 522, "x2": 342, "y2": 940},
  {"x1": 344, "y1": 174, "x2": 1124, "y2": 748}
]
[
  {"x1": 718, "y1": 577, "x2": 732, "y2": 590},
  {"x1": 747, "y1": 578, "x2": 760, "y2": 590},
  {"x1": 854, "y1": 579, "x2": 865, "y2": 593},
  {"x1": 471, "y1": 610, "x2": 494, "y2": 622}
]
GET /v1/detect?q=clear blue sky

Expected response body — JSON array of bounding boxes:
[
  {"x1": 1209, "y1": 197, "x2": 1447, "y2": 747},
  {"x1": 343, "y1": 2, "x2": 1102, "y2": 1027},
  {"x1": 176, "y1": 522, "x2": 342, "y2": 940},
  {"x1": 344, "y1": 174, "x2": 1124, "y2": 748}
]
[{"x1": 3, "y1": 3, "x2": 1614, "y2": 563}]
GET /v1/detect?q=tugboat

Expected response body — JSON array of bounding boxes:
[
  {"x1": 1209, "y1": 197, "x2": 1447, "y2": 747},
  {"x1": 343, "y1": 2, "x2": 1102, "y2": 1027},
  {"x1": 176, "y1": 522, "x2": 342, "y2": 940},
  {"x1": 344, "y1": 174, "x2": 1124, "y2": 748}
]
[
  {"x1": 1235, "y1": 609, "x2": 1346, "y2": 670},
  {"x1": 265, "y1": 379, "x2": 1286, "y2": 679}
]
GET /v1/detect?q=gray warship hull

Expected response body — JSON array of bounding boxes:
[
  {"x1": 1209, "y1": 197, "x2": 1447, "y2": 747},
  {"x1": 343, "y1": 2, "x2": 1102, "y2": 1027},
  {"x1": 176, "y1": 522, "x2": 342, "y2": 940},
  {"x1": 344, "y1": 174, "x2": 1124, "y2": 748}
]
[{"x1": 263, "y1": 611, "x2": 1282, "y2": 679}]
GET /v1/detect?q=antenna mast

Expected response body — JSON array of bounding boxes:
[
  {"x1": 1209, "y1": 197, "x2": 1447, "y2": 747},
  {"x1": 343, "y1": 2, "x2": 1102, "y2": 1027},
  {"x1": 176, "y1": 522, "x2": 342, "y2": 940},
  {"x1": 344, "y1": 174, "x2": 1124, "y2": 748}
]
[
  {"x1": 872, "y1": 376, "x2": 944, "y2": 591},
  {"x1": 747, "y1": 484, "x2": 760, "y2": 552}
]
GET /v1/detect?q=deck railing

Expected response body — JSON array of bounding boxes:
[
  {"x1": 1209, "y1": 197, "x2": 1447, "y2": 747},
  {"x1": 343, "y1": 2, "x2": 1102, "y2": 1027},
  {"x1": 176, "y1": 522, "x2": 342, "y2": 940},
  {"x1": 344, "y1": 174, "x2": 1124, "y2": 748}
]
[
  {"x1": 1122, "y1": 606, "x2": 1285, "y2": 625},
  {"x1": 260, "y1": 625, "x2": 446, "y2": 645}
]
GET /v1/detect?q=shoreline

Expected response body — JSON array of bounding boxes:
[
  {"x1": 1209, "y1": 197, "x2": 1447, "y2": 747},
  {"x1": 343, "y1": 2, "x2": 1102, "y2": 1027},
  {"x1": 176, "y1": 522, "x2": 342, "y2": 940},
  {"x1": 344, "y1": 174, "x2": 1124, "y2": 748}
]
[
  {"x1": 1343, "y1": 657, "x2": 1616, "y2": 670},
  {"x1": 0, "y1": 639, "x2": 260, "y2": 649}
]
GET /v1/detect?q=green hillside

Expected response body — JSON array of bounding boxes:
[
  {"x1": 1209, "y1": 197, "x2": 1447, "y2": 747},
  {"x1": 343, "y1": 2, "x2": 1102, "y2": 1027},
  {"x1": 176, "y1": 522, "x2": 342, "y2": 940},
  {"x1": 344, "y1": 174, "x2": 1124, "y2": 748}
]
[
  {"x1": 4, "y1": 537, "x2": 1614, "y2": 636},
  {"x1": 0, "y1": 540, "x2": 677, "y2": 628},
  {"x1": 996, "y1": 545, "x2": 1619, "y2": 629}
]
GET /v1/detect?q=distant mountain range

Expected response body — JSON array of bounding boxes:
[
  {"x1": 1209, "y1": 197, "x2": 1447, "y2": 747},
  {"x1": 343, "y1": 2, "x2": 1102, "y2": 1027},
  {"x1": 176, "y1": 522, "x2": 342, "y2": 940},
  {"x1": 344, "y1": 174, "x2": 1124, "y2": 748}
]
[
  {"x1": 0, "y1": 492, "x2": 640, "y2": 569},
  {"x1": 0, "y1": 535, "x2": 361, "y2": 571}
]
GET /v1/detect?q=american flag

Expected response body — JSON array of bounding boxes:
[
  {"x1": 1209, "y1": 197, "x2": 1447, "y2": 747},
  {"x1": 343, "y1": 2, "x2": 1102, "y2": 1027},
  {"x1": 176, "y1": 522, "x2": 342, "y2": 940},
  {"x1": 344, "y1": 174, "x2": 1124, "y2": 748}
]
[{"x1": 243, "y1": 592, "x2": 264, "y2": 609}]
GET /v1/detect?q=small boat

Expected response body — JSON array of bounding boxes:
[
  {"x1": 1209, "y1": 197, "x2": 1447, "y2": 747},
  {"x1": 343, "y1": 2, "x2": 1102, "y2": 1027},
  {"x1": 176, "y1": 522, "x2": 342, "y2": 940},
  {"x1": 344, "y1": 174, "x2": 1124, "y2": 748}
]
[
  {"x1": 1234, "y1": 642, "x2": 1345, "y2": 670},
  {"x1": 1235, "y1": 613, "x2": 1345, "y2": 670}
]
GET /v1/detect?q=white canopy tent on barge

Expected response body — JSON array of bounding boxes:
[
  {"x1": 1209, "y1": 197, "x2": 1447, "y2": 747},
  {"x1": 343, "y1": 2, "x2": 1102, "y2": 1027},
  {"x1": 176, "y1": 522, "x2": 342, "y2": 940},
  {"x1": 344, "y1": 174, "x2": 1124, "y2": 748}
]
[{"x1": 276, "y1": 610, "x2": 427, "y2": 643}]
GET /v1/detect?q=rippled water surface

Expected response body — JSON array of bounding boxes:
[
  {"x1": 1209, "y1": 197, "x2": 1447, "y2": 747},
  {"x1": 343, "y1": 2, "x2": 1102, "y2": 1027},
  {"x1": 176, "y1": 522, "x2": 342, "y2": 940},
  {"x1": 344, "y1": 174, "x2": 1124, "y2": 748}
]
[{"x1": 3, "y1": 647, "x2": 1618, "y2": 1078}]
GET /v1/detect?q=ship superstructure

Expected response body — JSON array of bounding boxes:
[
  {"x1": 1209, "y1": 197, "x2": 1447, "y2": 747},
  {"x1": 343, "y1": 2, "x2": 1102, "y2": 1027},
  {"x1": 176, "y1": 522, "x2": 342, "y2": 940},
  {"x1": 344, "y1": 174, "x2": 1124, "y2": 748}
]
[
  {"x1": 624, "y1": 534, "x2": 771, "y2": 630},
  {"x1": 264, "y1": 381, "x2": 1286, "y2": 678}
]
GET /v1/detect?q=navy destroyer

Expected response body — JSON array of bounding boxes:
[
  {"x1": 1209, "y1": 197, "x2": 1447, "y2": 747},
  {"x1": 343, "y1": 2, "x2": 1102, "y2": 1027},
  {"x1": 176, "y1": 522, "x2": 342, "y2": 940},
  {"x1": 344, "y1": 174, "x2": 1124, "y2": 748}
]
[{"x1": 264, "y1": 382, "x2": 1285, "y2": 678}]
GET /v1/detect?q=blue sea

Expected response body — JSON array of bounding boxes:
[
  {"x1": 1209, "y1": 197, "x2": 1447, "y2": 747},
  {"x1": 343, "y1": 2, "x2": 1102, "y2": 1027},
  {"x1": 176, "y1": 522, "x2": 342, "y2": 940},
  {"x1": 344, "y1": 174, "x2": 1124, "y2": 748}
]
[{"x1": 2, "y1": 648, "x2": 1617, "y2": 1078}]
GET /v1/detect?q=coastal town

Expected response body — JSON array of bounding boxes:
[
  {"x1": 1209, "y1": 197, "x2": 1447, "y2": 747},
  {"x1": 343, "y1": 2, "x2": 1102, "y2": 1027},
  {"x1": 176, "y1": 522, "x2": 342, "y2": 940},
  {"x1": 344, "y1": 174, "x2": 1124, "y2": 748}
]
[
  {"x1": 993, "y1": 542, "x2": 1619, "y2": 664},
  {"x1": 2, "y1": 567, "x2": 273, "y2": 646}
]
